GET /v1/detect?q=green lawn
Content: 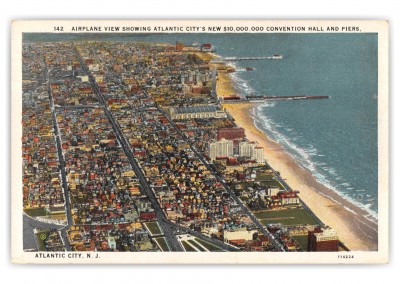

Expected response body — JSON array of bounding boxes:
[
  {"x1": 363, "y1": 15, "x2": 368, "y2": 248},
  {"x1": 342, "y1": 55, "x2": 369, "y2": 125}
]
[
  {"x1": 35, "y1": 231, "x2": 49, "y2": 251},
  {"x1": 254, "y1": 208, "x2": 319, "y2": 226},
  {"x1": 260, "y1": 180, "x2": 283, "y2": 188},
  {"x1": 144, "y1": 222, "x2": 162, "y2": 235},
  {"x1": 188, "y1": 240, "x2": 206, "y2": 251},
  {"x1": 292, "y1": 235, "x2": 309, "y2": 251},
  {"x1": 24, "y1": 207, "x2": 46, "y2": 217},
  {"x1": 195, "y1": 238, "x2": 224, "y2": 252},
  {"x1": 154, "y1": 237, "x2": 170, "y2": 251},
  {"x1": 182, "y1": 241, "x2": 196, "y2": 252},
  {"x1": 255, "y1": 173, "x2": 276, "y2": 181}
]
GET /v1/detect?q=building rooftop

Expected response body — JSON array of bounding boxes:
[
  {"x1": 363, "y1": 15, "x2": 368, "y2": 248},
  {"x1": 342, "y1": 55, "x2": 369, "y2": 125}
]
[{"x1": 174, "y1": 105, "x2": 221, "y2": 114}]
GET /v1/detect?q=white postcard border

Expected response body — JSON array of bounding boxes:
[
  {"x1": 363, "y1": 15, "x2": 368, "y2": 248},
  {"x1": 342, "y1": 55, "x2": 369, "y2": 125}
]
[{"x1": 11, "y1": 20, "x2": 389, "y2": 264}]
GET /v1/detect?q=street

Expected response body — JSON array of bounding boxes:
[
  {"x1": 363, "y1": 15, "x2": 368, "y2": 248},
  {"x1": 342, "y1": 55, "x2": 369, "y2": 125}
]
[
  {"x1": 45, "y1": 61, "x2": 73, "y2": 251},
  {"x1": 153, "y1": 96, "x2": 285, "y2": 251},
  {"x1": 74, "y1": 47, "x2": 184, "y2": 252}
]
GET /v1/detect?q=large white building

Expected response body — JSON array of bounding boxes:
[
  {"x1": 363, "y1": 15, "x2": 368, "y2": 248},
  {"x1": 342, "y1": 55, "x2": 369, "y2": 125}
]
[
  {"x1": 223, "y1": 228, "x2": 258, "y2": 243},
  {"x1": 239, "y1": 141, "x2": 265, "y2": 163},
  {"x1": 169, "y1": 105, "x2": 227, "y2": 120},
  {"x1": 209, "y1": 138, "x2": 233, "y2": 161},
  {"x1": 252, "y1": 146, "x2": 265, "y2": 163},
  {"x1": 239, "y1": 141, "x2": 256, "y2": 157}
]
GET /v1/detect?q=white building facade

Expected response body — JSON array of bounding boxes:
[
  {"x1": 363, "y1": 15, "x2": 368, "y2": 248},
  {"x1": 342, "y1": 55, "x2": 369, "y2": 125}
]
[
  {"x1": 239, "y1": 142, "x2": 265, "y2": 163},
  {"x1": 209, "y1": 138, "x2": 233, "y2": 161}
]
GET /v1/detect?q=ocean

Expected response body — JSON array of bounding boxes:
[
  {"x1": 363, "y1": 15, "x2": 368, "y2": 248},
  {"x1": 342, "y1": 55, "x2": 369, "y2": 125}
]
[{"x1": 24, "y1": 32, "x2": 378, "y2": 217}]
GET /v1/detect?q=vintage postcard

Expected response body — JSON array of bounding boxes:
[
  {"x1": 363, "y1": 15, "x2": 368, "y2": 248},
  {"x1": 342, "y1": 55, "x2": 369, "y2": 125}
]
[{"x1": 11, "y1": 20, "x2": 389, "y2": 264}]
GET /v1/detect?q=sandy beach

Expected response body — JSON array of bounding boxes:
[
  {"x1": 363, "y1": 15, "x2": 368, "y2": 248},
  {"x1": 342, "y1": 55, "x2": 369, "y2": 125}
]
[{"x1": 217, "y1": 70, "x2": 378, "y2": 251}]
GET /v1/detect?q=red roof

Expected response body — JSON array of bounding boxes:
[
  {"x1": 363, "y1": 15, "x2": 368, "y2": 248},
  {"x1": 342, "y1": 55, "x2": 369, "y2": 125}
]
[
  {"x1": 229, "y1": 239, "x2": 246, "y2": 245},
  {"x1": 278, "y1": 191, "x2": 298, "y2": 198}
]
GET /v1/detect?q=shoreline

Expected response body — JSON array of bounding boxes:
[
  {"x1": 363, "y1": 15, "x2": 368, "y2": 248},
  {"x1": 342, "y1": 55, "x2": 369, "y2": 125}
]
[{"x1": 216, "y1": 68, "x2": 378, "y2": 251}]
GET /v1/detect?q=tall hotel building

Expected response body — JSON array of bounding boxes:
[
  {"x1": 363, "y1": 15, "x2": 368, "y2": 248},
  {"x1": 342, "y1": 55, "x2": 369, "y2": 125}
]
[
  {"x1": 239, "y1": 141, "x2": 256, "y2": 157},
  {"x1": 209, "y1": 139, "x2": 234, "y2": 161},
  {"x1": 307, "y1": 227, "x2": 339, "y2": 252},
  {"x1": 252, "y1": 146, "x2": 265, "y2": 163},
  {"x1": 239, "y1": 142, "x2": 265, "y2": 163}
]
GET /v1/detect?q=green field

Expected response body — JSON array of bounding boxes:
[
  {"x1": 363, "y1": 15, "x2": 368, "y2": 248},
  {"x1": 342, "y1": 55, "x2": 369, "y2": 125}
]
[
  {"x1": 188, "y1": 240, "x2": 206, "y2": 251},
  {"x1": 35, "y1": 231, "x2": 50, "y2": 251},
  {"x1": 182, "y1": 241, "x2": 197, "y2": 252},
  {"x1": 260, "y1": 180, "x2": 283, "y2": 188},
  {"x1": 292, "y1": 235, "x2": 309, "y2": 251},
  {"x1": 195, "y1": 238, "x2": 224, "y2": 252},
  {"x1": 144, "y1": 222, "x2": 162, "y2": 235},
  {"x1": 24, "y1": 207, "x2": 46, "y2": 217},
  {"x1": 254, "y1": 208, "x2": 319, "y2": 226},
  {"x1": 255, "y1": 173, "x2": 276, "y2": 181},
  {"x1": 154, "y1": 237, "x2": 170, "y2": 251}
]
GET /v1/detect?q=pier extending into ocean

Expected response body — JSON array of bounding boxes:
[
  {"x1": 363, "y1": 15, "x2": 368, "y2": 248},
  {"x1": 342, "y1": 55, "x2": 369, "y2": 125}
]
[
  {"x1": 247, "y1": 95, "x2": 330, "y2": 101},
  {"x1": 221, "y1": 95, "x2": 330, "y2": 103},
  {"x1": 211, "y1": 54, "x2": 283, "y2": 63}
]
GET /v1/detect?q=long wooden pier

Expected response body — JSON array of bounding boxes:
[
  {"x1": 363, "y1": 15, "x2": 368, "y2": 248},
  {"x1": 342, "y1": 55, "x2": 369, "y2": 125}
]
[
  {"x1": 211, "y1": 55, "x2": 283, "y2": 63},
  {"x1": 221, "y1": 95, "x2": 330, "y2": 103},
  {"x1": 247, "y1": 95, "x2": 329, "y2": 101}
]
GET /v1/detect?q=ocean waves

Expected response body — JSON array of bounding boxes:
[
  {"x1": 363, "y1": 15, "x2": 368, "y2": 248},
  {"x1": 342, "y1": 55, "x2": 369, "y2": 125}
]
[
  {"x1": 222, "y1": 39, "x2": 378, "y2": 222},
  {"x1": 230, "y1": 68, "x2": 258, "y2": 97},
  {"x1": 252, "y1": 103, "x2": 378, "y2": 221}
]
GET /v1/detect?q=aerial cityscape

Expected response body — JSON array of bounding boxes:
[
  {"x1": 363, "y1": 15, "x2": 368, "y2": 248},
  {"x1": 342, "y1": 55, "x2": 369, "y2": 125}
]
[{"x1": 21, "y1": 33, "x2": 379, "y2": 253}]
